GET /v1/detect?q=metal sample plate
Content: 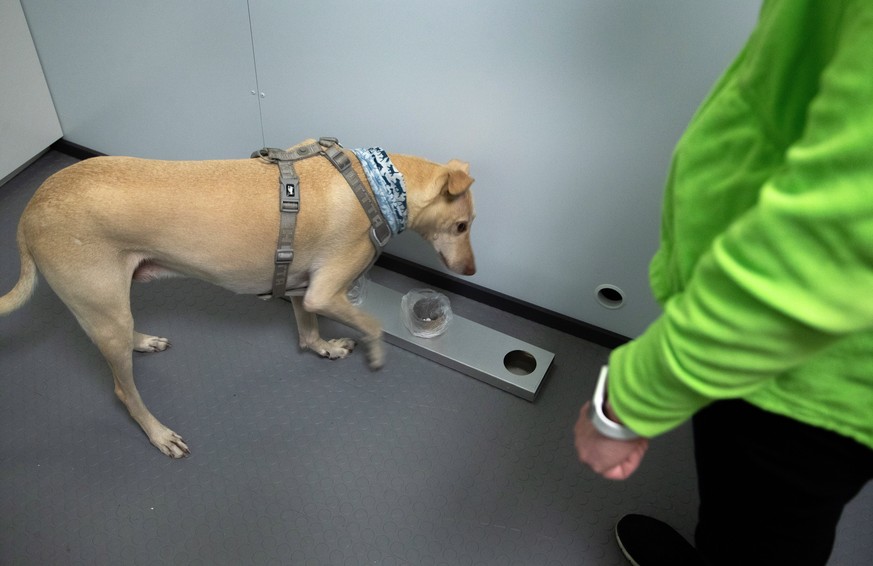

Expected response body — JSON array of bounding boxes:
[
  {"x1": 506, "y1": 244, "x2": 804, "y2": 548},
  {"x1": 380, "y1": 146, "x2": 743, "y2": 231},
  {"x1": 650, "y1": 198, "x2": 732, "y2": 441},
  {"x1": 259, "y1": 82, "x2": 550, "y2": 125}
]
[{"x1": 361, "y1": 282, "x2": 554, "y2": 401}]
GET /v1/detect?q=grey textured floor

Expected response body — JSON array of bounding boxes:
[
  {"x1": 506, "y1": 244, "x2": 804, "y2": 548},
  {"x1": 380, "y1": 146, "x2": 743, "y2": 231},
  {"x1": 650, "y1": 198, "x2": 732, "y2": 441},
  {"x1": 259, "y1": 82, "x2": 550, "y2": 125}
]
[{"x1": 1, "y1": 152, "x2": 870, "y2": 565}]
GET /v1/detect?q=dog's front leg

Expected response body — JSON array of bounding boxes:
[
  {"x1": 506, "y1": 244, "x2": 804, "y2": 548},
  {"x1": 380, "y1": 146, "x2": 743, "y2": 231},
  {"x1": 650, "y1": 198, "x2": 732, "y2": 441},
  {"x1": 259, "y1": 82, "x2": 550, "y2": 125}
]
[
  {"x1": 298, "y1": 291, "x2": 385, "y2": 369},
  {"x1": 290, "y1": 296, "x2": 357, "y2": 361}
]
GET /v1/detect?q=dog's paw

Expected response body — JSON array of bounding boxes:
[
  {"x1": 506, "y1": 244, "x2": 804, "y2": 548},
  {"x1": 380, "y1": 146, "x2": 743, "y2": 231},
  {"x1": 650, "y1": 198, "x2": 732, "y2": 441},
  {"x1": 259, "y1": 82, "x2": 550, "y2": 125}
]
[
  {"x1": 150, "y1": 427, "x2": 190, "y2": 459},
  {"x1": 134, "y1": 333, "x2": 171, "y2": 353},
  {"x1": 368, "y1": 355, "x2": 385, "y2": 370},
  {"x1": 364, "y1": 338, "x2": 385, "y2": 370},
  {"x1": 316, "y1": 338, "x2": 356, "y2": 360}
]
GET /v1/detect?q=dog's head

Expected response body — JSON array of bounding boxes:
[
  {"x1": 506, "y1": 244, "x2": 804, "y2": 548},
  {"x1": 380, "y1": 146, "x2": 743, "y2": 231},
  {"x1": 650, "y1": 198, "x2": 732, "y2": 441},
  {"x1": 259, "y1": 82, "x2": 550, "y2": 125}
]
[{"x1": 414, "y1": 159, "x2": 476, "y2": 276}]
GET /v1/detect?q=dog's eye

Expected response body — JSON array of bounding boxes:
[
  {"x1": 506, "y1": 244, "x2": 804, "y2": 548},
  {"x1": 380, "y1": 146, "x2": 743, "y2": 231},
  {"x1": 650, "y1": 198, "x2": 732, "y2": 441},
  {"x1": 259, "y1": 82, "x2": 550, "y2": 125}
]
[{"x1": 456, "y1": 222, "x2": 468, "y2": 234}]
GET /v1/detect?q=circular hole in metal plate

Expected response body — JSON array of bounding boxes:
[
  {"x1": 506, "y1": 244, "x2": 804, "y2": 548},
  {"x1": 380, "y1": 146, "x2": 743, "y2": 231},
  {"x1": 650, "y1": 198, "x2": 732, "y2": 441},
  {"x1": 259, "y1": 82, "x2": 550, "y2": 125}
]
[
  {"x1": 504, "y1": 350, "x2": 537, "y2": 376},
  {"x1": 595, "y1": 284, "x2": 625, "y2": 309}
]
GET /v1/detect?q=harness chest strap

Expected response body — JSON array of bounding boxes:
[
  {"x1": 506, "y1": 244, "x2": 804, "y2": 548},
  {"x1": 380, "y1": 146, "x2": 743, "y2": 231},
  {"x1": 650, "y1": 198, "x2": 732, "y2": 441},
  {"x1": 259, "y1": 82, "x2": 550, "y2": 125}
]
[
  {"x1": 321, "y1": 143, "x2": 393, "y2": 251},
  {"x1": 251, "y1": 137, "x2": 392, "y2": 299}
]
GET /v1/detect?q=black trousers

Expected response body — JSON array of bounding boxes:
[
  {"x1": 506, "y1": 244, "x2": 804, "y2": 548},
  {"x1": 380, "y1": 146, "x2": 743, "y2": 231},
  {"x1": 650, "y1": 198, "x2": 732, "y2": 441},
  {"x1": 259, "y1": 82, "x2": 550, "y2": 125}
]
[{"x1": 692, "y1": 400, "x2": 873, "y2": 566}]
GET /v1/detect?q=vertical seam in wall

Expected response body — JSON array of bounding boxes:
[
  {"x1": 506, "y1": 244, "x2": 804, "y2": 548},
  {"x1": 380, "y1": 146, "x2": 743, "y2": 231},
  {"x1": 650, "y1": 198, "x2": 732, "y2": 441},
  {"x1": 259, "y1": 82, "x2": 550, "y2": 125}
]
[{"x1": 246, "y1": 0, "x2": 266, "y2": 147}]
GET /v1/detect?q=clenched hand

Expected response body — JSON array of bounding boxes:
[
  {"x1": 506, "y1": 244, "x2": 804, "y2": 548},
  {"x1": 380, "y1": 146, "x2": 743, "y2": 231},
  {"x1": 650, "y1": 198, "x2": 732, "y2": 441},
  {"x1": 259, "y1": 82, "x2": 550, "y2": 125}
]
[{"x1": 574, "y1": 401, "x2": 650, "y2": 480}]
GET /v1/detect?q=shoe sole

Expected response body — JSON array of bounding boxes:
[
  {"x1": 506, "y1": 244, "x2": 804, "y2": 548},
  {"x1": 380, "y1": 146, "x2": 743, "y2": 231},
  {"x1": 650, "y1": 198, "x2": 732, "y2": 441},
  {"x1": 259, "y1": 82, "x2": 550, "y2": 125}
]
[{"x1": 615, "y1": 522, "x2": 641, "y2": 566}]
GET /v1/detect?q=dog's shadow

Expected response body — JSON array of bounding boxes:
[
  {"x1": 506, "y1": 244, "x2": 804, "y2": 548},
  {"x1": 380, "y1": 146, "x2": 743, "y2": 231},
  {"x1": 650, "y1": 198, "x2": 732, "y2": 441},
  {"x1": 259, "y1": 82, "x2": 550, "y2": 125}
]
[
  {"x1": 1, "y1": 273, "x2": 367, "y2": 407},
  {"x1": 129, "y1": 277, "x2": 303, "y2": 349},
  {"x1": 0, "y1": 276, "x2": 299, "y2": 380}
]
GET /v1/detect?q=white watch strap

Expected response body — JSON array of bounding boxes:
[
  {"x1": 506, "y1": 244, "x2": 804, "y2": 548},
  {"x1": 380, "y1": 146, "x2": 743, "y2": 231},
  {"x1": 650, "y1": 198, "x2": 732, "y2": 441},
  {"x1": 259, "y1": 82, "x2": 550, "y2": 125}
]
[{"x1": 589, "y1": 366, "x2": 640, "y2": 440}]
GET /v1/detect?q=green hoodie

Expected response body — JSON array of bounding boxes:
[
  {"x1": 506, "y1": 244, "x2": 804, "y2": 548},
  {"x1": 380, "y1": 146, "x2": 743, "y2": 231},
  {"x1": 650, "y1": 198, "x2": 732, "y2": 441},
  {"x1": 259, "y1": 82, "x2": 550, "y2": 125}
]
[{"x1": 609, "y1": 0, "x2": 873, "y2": 450}]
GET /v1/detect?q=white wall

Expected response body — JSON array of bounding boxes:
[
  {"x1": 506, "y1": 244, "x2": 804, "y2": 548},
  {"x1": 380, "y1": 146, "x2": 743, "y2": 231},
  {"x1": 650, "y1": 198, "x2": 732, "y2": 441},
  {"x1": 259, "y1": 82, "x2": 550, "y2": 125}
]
[
  {"x1": 0, "y1": 0, "x2": 61, "y2": 183},
  {"x1": 19, "y1": 0, "x2": 263, "y2": 159},
  {"x1": 20, "y1": 1, "x2": 761, "y2": 337}
]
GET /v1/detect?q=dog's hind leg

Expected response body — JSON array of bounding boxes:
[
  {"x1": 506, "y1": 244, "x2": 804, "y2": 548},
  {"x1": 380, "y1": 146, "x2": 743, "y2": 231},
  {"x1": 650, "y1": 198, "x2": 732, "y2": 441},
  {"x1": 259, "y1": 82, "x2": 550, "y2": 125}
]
[
  {"x1": 78, "y1": 305, "x2": 188, "y2": 457},
  {"x1": 290, "y1": 296, "x2": 356, "y2": 360},
  {"x1": 40, "y1": 262, "x2": 189, "y2": 458}
]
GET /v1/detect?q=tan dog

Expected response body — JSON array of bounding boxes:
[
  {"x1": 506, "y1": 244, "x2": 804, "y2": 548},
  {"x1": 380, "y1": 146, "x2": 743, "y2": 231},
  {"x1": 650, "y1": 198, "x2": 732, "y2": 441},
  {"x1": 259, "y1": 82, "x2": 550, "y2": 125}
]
[{"x1": 0, "y1": 143, "x2": 476, "y2": 457}]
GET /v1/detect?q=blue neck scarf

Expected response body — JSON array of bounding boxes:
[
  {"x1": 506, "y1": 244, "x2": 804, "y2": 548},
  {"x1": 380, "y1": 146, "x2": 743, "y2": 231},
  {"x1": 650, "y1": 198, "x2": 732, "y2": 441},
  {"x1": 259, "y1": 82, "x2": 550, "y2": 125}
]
[{"x1": 351, "y1": 147, "x2": 408, "y2": 235}]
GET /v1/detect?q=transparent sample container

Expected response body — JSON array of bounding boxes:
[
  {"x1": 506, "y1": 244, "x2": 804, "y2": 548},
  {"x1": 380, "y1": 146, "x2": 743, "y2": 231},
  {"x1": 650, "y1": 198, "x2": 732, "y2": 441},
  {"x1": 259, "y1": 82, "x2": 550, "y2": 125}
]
[
  {"x1": 347, "y1": 275, "x2": 368, "y2": 306},
  {"x1": 401, "y1": 289, "x2": 453, "y2": 338}
]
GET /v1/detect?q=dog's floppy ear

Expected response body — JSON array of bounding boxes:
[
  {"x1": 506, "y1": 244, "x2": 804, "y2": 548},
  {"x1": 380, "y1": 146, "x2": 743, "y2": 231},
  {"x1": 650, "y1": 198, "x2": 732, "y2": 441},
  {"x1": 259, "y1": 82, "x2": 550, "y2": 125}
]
[
  {"x1": 447, "y1": 159, "x2": 470, "y2": 174},
  {"x1": 444, "y1": 160, "x2": 474, "y2": 196}
]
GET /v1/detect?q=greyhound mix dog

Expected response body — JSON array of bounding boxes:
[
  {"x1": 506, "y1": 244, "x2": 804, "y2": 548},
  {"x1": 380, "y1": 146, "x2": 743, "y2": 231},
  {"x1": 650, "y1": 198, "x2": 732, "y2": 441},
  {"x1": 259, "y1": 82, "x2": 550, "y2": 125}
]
[{"x1": 0, "y1": 141, "x2": 476, "y2": 457}]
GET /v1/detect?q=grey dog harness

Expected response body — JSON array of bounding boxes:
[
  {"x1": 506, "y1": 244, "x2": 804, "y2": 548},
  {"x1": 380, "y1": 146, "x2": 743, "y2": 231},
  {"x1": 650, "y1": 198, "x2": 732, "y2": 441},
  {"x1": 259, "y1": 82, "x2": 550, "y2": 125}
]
[{"x1": 251, "y1": 137, "x2": 392, "y2": 299}]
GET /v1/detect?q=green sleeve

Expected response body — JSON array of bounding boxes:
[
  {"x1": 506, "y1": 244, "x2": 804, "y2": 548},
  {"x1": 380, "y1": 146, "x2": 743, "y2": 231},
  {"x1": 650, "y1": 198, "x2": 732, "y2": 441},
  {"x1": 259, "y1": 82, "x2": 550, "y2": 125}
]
[{"x1": 608, "y1": 2, "x2": 873, "y2": 438}]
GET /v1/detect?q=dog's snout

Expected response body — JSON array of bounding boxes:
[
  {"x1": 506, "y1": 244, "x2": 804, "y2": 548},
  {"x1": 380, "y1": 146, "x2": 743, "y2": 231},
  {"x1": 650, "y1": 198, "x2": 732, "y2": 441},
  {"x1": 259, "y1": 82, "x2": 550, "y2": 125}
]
[{"x1": 438, "y1": 252, "x2": 476, "y2": 276}]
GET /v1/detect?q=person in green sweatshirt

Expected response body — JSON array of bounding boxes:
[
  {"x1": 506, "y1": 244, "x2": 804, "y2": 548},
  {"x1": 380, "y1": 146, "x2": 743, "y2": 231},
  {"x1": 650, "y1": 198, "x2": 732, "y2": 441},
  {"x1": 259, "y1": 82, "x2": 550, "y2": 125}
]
[{"x1": 574, "y1": 2, "x2": 873, "y2": 564}]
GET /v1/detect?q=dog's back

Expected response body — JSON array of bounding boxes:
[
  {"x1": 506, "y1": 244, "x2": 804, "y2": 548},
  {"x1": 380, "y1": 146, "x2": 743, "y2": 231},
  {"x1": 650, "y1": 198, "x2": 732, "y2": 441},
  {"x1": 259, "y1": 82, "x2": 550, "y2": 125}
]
[{"x1": 16, "y1": 155, "x2": 378, "y2": 295}]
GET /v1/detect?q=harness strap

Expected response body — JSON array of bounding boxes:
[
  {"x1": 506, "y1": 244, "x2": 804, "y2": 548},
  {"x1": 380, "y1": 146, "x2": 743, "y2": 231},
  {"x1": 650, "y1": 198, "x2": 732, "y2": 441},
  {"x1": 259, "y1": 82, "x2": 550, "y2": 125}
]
[
  {"x1": 272, "y1": 158, "x2": 299, "y2": 298},
  {"x1": 252, "y1": 143, "x2": 315, "y2": 299},
  {"x1": 321, "y1": 141, "x2": 393, "y2": 251},
  {"x1": 252, "y1": 137, "x2": 392, "y2": 299}
]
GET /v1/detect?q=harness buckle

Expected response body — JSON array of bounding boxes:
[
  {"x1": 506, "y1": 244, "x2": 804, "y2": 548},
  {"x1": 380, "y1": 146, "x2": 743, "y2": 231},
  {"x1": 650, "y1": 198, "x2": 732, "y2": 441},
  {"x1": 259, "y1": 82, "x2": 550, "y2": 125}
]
[
  {"x1": 323, "y1": 145, "x2": 352, "y2": 172},
  {"x1": 370, "y1": 221, "x2": 392, "y2": 249},
  {"x1": 276, "y1": 247, "x2": 294, "y2": 264},
  {"x1": 280, "y1": 178, "x2": 299, "y2": 213}
]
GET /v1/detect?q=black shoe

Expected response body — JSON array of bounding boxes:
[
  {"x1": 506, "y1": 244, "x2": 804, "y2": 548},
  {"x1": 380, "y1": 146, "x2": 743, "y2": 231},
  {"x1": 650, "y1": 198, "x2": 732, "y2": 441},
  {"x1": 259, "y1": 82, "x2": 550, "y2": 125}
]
[{"x1": 615, "y1": 514, "x2": 704, "y2": 566}]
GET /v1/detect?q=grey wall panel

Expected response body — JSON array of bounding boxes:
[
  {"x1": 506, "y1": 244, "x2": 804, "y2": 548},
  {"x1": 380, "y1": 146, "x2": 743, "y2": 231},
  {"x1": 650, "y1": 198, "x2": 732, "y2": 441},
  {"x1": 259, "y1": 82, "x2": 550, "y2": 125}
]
[
  {"x1": 20, "y1": 0, "x2": 263, "y2": 160},
  {"x1": 250, "y1": 1, "x2": 760, "y2": 336},
  {"x1": 0, "y1": 0, "x2": 62, "y2": 182}
]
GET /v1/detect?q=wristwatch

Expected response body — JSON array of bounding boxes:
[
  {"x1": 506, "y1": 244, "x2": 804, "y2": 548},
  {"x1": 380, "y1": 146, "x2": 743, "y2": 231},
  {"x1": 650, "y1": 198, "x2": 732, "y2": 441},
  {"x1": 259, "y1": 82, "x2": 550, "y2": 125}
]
[{"x1": 589, "y1": 365, "x2": 640, "y2": 440}]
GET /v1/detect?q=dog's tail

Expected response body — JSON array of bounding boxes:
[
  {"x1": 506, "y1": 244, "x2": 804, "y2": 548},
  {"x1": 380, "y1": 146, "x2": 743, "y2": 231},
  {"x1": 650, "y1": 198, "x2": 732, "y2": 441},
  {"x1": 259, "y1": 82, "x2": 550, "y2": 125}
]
[{"x1": 0, "y1": 224, "x2": 38, "y2": 316}]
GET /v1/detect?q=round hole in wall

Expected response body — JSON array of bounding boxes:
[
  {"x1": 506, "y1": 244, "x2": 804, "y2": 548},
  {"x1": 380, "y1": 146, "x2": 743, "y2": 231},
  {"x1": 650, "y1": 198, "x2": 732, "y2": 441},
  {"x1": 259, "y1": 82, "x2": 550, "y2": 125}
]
[
  {"x1": 504, "y1": 350, "x2": 537, "y2": 376},
  {"x1": 595, "y1": 284, "x2": 625, "y2": 309}
]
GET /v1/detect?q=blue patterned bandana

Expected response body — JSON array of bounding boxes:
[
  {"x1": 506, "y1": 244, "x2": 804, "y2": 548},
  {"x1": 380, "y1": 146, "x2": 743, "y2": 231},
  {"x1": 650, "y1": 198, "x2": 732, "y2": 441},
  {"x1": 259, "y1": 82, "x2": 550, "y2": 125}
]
[{"x1": 351, "y1": 147, "x2": 408, "y2": 235}]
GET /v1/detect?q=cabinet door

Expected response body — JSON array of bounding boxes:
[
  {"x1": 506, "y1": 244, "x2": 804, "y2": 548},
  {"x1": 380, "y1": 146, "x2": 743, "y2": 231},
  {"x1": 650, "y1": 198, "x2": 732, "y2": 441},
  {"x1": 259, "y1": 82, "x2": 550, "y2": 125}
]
[
  {"x1": 20, "y1": 0, "x2": 263, "y2": 160},
  {"x1": 0, "y1": 0, "x2": 62, "y2": 182}
]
